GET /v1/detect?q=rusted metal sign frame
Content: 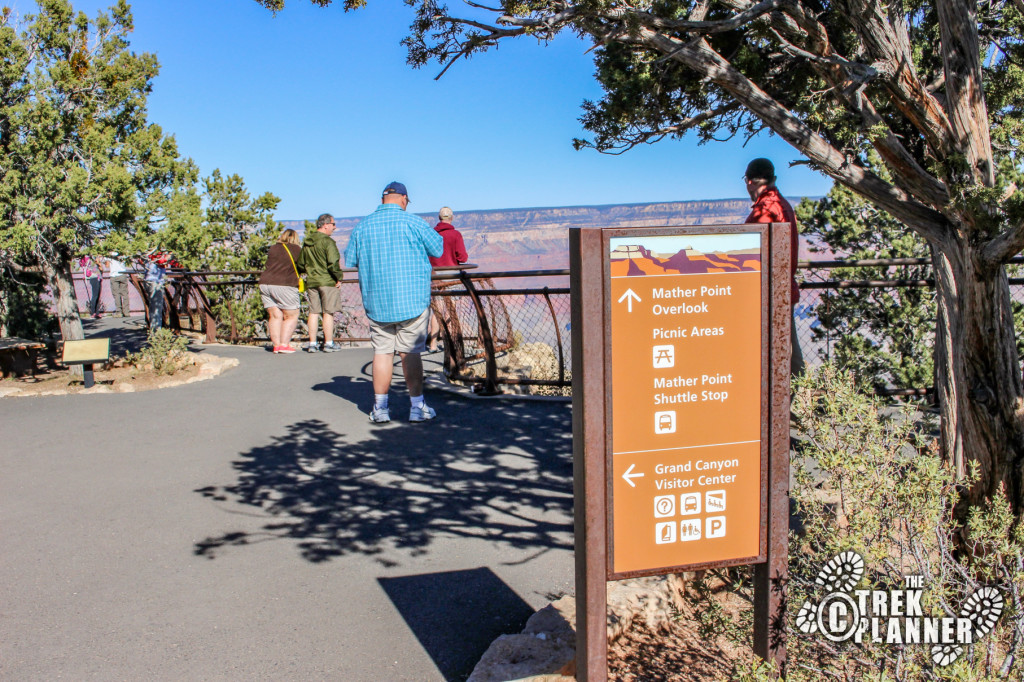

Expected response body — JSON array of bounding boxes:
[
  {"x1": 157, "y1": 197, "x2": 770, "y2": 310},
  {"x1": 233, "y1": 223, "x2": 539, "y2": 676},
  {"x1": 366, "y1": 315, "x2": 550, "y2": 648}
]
[{"x1": 570, "y1": 223, "x2": 791, "y2": 681}]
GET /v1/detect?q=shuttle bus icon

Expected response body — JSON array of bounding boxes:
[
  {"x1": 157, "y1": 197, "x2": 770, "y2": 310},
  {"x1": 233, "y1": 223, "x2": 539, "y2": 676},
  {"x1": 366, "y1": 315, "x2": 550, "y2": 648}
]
[{"x1": 654, "y1": 411, "x2": 676, "y2": 434}]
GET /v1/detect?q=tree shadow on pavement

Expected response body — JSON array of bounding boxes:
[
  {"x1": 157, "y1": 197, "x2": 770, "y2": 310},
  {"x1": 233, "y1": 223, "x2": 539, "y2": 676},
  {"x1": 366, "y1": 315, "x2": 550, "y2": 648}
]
[{"x1": 193, "y1": 390, "x2": 574, "y2": 566}]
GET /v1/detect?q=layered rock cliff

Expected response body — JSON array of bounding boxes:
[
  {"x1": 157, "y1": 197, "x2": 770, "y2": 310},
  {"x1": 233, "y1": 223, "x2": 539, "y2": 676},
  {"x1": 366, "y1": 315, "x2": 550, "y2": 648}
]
[{"x1": 280, "y1": 198, "x2": 803, "y2": 272}]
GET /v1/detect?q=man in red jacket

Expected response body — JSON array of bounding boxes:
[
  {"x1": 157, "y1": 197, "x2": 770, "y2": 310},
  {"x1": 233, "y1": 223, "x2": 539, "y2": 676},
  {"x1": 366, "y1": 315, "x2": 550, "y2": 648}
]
[
  {"x1": 743, "y1": 158, "x2": 805, "y2": 375},
  {"x1": 426, "y1": 207, "x2": 469, "y2": 353},
  {"x1": 429, "y1": 206, "x2": 468, "y2": 267}
]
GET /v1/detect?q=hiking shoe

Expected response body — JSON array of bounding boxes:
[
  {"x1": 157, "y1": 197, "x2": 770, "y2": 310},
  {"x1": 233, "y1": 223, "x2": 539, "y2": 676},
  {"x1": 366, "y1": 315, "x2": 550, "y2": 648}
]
[
  {"x1": 276, "y1": 345, "x2": 297, "y2": 354},
  {"x1": 369, "y1": 406, "x2": 391, "y2": 423},
  {"x1": 306, "y1": 343, "x2": 319, "y2": 353},
  {"x1": 322, "y1": 342, "x2": 341, "y2": 352},
  {"x1": 409, "y1": 404, "x2": 436, "y2": 422}
]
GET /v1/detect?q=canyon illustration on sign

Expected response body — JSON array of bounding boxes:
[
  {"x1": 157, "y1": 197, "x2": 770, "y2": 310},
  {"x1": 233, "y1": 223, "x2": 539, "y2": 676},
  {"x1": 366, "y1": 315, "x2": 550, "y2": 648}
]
[{"x1": 608, "y1": 231, "x2": 763, "y2": 575}]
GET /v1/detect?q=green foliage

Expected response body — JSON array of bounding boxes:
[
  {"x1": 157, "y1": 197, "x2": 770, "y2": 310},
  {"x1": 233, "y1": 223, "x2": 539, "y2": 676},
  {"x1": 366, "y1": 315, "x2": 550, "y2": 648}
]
[
  {"x1": 781, "y1": 365, "x2": 1024, "y2": 680},
  {"x1": 159, "y1": 169, "x2": 280, "y2": 272},
  {"x1": 0, "y1": 0, "x2": 194, "y2": 338},
  {"x1": 0, "y1": 269, "x2": 58, "y2": 339},
  {"x1": 682, "y1": 571, "x2": 751, "y2": 644},
  {"x1": 127, "y1": 327, "x2": 189, "y2": 375},
  {"x1": 156, "y1": 170, "x2": 282, "y2": 343},
  {"x1": 211, "y1": 286, "x2": 267, "y2": 342},
  {"x1": 796, "y1": 173, "x2": 936, "y2": 392},
  {"x1": 674, "y1": 366, "x2": 1024, "y2": 680}
]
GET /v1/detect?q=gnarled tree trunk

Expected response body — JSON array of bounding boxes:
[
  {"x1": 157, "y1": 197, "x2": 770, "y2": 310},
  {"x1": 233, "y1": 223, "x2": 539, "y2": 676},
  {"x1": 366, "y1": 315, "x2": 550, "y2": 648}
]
[
  {"x1": 42, "y1": 257, "x2": 84, "y2": 344},
  {"x1": 931, "y1": 237, "x2": 1024, "y2": 511}
]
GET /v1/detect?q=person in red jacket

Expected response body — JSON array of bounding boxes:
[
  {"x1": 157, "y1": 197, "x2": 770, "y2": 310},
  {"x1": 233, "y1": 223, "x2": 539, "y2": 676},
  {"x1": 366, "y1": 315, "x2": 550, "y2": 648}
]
[
  {"x1": 427, "y1": 207, "x2": 468, "y2": 352},
  {"x1": 429, "y1": 206, "x2": 468, "y2": 267},
  {"x1": 743, "y1": 158, "x2": 805, "y2": 375}
]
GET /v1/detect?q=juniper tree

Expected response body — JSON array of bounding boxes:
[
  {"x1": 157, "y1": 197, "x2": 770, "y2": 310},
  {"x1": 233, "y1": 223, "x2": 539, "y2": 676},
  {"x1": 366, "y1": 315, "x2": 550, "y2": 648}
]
[
  {"x1": 0, "y1": 0, "x2": 191, "y2": 342},
  {"x1": 156, "y1": 169, "x2": 282, "y2": 340}
]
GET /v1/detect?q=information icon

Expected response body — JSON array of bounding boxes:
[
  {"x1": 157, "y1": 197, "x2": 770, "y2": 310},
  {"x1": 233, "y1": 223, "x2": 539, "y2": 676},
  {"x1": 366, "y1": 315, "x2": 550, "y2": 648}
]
[
  {"x1": 653, "y1": 345, "x2": 675, "y2": 369},
  {"x1": 654, "y1": 495, "x2": 676, "y2": 518},
  {"x1": 654, "y1": 411, "x2": 676, "y2": 434}
]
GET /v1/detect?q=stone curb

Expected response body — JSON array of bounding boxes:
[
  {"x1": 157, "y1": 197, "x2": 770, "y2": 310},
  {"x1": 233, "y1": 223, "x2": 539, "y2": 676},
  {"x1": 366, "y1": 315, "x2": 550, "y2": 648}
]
[{"x1": 0, "y1": 352, "x2": 238, "y2": 398}]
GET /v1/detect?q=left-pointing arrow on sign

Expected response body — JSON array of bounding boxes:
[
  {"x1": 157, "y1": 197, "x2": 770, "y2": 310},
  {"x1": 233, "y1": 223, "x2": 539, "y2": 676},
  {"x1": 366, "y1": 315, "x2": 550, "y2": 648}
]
[
  {"x1": 617, "y1": 288, "x2": 641, "y2": 313},
  {"x1": 622, "y1": 463, "x2": 645, "y2": 487}
]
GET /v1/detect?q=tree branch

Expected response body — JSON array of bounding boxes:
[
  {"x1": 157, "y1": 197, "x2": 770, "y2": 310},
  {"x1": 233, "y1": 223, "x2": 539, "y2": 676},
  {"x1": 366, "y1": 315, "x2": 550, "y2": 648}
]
[
  {"x1": 625, "y1": 26, "x2": 950, "y2": 241},
  {"x1": 581, "y1": 103, "x2": 741, "y2": 154},
  {"x1": 981, "y1": 224, "x2": 1024, "y2": 265},
  {"x1": 841, "y1": 0, "x2": 957, "y2": 160}
]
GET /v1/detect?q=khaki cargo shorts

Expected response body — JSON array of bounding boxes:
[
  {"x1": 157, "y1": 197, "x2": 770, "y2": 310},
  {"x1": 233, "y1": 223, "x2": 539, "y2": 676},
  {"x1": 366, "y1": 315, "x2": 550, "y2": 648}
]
[
  {"x1": 369, "y1": 307, "x2": 431, "y2": 354},
  {"x1": 306, "y1": 285, "x2": 342, "y2": 314}
]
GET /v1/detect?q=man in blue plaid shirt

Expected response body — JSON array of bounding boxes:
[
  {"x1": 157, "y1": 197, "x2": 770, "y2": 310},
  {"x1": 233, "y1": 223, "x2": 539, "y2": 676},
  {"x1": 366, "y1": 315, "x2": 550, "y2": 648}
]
[{"x1": 345, "y1": 181, "x2": 443, "y2": 424}]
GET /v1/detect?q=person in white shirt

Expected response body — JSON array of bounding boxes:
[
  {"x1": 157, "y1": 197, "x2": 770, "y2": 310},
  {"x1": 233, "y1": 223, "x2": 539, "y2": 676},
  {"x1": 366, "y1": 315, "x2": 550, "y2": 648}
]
[{"x1": 107, "y1": 252, "x2": 131, "y2": 317}]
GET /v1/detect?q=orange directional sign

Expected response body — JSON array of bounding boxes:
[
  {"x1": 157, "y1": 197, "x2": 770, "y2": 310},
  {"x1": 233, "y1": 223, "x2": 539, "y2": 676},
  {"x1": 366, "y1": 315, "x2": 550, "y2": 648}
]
[{"x1": 607, "y1": 232, "x2": 765, "y2": 575}]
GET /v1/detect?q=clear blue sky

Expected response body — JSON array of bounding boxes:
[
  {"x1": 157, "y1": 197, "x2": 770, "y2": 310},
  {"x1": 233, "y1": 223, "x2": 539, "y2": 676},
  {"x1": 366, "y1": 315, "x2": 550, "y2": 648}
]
[{"x1": 15, "y1": 0, "x2": 834, "y2": 220}]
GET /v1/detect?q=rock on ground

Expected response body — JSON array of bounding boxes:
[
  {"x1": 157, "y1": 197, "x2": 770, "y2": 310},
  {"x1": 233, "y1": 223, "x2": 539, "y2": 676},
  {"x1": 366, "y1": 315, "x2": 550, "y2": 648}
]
[{"x1": 468, "y1": 574, "x2": 689, "y2": 682}]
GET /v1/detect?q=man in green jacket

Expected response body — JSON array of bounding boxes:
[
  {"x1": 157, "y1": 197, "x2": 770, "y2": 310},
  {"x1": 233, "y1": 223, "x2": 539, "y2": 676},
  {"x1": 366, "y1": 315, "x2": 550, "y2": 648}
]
[{"x1": 297, "y1": 213, "x2": 345, "y2": 352}]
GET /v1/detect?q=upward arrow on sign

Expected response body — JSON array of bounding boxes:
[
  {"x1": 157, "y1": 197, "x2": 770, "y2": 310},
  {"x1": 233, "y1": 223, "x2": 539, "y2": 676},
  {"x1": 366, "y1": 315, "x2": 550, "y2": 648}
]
[{"x1": 617, "y1": 288, "x2": 641, "y2": 313}]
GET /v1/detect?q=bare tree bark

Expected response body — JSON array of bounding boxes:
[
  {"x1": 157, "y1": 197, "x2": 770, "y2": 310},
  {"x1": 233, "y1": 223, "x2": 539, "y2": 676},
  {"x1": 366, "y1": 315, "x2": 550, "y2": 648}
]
[
  {"x1": 931, "y1": 237, "x2": 1024, "y2": 510},
  {"x1": 41, "y1": 258, "x2": 84, "y2": 344},
  {"x1": 935, "y1": 0, "x2": 995, "y2": 185}
]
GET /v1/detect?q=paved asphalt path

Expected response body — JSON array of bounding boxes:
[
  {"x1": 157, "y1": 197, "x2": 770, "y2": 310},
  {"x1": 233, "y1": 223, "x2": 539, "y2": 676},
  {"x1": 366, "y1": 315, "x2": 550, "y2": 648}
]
[{"x1": 2, "y1": 319, "x2": 575, "y2": 680}]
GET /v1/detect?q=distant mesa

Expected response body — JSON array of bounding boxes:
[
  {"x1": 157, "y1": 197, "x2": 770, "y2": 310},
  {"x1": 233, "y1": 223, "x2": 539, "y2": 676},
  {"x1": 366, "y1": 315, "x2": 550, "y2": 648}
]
[
  {"x1": 281, "y1": 197, "x2": 814, "y2": 273},
  {"x1": 610, "y1": 244, "x2": 761, "y2": 276}
]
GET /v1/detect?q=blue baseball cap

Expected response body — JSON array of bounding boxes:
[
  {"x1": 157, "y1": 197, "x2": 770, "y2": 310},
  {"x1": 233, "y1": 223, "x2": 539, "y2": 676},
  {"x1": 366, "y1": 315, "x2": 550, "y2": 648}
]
[{"x1": 382, "y1": 181, "x2": 408, "y2": 198}]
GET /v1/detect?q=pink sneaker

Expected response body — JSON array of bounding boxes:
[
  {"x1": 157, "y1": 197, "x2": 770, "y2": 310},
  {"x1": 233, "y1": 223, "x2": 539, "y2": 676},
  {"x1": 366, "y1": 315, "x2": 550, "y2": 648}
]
[{"x1": 276, "y1": 345, "x2": 297, "y2": 354}]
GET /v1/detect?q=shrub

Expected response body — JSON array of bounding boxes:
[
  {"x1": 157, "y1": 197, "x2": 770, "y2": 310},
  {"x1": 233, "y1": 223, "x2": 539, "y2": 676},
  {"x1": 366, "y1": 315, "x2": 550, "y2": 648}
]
[
  {"x1": 127, "y1": 328, "x2": 190, "y2": 376},
  {"x1": 685, "y1": 366, "x2": 1024, "y2": 681}
]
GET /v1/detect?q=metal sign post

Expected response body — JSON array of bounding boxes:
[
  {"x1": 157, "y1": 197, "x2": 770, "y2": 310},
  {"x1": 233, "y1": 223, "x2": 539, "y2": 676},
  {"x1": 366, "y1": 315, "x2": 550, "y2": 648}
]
[{"x1": 570, "y1": 224, "x2": 791, "y2": 680}]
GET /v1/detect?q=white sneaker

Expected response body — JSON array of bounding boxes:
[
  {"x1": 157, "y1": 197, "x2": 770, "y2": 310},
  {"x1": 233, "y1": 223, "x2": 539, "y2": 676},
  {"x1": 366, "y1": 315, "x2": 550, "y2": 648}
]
[
  {"x1": 369, "y1": 406, "x2": 390, "y2": 423},
  {"x1": 409, "y1": 404, "x2": 436, "y2": 422}
]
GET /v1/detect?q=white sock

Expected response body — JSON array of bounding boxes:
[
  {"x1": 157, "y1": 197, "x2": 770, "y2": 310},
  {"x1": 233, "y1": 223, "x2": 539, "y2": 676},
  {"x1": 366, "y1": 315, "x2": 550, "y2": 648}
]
[
  {"x1": 374, "y1": 394, "x2": 389, "y2": 409},
  {"x1": 411, "y1": 395, "x2": 425, "y2": 409}
]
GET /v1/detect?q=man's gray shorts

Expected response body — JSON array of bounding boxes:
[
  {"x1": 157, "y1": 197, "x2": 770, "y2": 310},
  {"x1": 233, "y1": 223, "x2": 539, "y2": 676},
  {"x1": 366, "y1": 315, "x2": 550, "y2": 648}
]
[
  {"x1": 259, "y1": 284, "x2": 301, "y2": 310},
  {"x1": 307, "y1": 285, "x2": 342, "y2": 314},
  {"x1": 369, "y1": 308, "x2": 431, "y2": 354}
]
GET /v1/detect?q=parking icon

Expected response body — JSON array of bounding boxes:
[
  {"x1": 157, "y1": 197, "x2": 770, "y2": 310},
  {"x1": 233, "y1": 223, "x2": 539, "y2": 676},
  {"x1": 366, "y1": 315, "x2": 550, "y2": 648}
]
[{"x1": 706, "y1": 516, "x2": 727, "y2": 538}]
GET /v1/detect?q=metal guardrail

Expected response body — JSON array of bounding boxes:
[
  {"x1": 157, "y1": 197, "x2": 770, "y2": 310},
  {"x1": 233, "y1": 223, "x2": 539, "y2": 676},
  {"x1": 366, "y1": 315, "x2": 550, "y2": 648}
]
[{"x1": 75, "y1": 256, "x2": 1019, "y2": 397}]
